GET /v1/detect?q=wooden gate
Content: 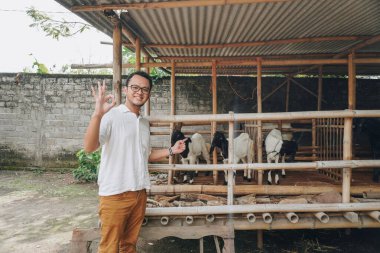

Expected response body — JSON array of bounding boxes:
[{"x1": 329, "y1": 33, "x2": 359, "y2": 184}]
[{"x1": 316, "y1": 118, "x2": 344, "y2": 181}]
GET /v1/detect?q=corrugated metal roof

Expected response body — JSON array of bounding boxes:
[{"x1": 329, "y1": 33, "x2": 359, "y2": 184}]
[{"x1": 55, "y1": 0, "x2": 380, "y2": 75}]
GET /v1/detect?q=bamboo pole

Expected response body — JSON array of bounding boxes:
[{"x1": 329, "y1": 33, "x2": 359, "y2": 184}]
[
  {"x1": 147, "y1": 110, "x2": 380, "y2": 123},
  {"x1": 342, "y1": 117, "x2": 353, "y2": 203},
  {"x1": 228, "y1": 114, "x2": 234, "y2": 205},
  {"x1": 149, "y1": 160, "x2": 380, "y2": 171},
  {"x1": 145, "y1": 203, "x2": 380, "y2": 216},
  {"x1": 168, "y1": 61, "x2": 176, "y2": 185},
  {"x1": 285, "y1": 78, "x2": 290, "y2": 112},
  {"x1": 212, "y1": 60, "x2": 218, "y2": 185},
  {"x1": 348, "y1": 53, "x2": 356, "y2": 110},
  {"x1": 256, "y1": 58, "x2": 263, "y2": 185},
  {"x1": 112, "y1": 20, "x2": 122, "y2": 105},
  {"x1": 148, "y1": 184, "x2": 380, "y2": 196},
  {"x1": 257, "y1": 57, "x2": 263, "y2": 250}
]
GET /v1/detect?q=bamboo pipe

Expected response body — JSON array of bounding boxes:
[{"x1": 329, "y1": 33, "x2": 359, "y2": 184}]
[
  {"x1": 234, "y1": 216, "x2": 380, "y2": 230},
  {"x1": 145, "y1": 203, "x2": 380, "y2": 216},
  {"x1": 367, "y1": 211, "x2": 380, "y2": 223},
  {"x1": 247, "y1": 213, "x2": 256, "y2": 223},
  {"x1": 343, "y1": 212, "x2": 359, "y2": 223},
  {"x1": 314, "y1": 212, "x2": 329, "y2": 223},
  {"x1": 285, "y1": 212, "x2": 299, "y2": 223},
  {"x1": 262, "y1": 213, "x2": 273, "y2": 224},
  {"x1": 363, "y1": 192, "x2": 380, "y2": 199},
  {"x1": 206, "y1": 214, "x2": 215, "y2": 223},
  {"x1": 160, "y1": 216, "x2": 169, "y2": 225},
  {"x1": 147, "y1": 110, "x2": 380, "y2": 123},
  {"x1": 185, "y1": 216, "x2": 194, "y2": 225}
]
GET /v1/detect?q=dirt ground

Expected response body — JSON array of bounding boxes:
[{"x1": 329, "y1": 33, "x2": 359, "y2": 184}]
[{"x1": 1, "y1": 170, "x2": 380, "y2": 253}]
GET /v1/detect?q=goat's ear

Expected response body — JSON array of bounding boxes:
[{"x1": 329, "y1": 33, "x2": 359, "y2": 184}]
[{"x1": 210, "y1": 144, "x2": 214, "y2": 154}]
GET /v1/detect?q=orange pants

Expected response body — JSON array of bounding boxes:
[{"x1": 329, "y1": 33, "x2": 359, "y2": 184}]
[{"x1": 98, "y1": 189, "x2": 147, "y2": 253}]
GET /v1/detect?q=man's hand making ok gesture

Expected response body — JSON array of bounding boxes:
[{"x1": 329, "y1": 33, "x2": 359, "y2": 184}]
[{"x1": 91, "y1": 80, "x2": 116, "y2": 118}]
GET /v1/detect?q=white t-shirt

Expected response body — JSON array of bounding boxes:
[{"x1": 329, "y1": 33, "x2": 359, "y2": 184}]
[{"x1": 98, "y1": 104, "x2": 151, "y2": 196}]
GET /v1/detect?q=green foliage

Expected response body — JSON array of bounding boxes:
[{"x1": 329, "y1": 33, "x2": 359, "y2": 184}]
[
  {"x1": 28, "y1": 53, "x2": 49, "y2": 74},
  {"x1": 73, "y1": 149, "x2": 101, "y2": 182},
  {"x1": 26, "y1": 6, "x2": 92, "y2": 40}
]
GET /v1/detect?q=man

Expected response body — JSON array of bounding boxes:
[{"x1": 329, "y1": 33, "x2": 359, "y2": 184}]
[{"x1": 84, "y1": 71, "x2": 186, "y2": 253}]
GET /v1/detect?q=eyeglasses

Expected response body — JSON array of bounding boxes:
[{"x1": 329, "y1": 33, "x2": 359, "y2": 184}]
[{"x1": 128, "y1": 85, "x2": 150, "y2": 94}]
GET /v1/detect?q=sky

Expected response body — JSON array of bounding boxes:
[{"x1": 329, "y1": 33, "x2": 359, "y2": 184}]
[{"x1": 0, "y1": 0, "x2": 113, "y2": 73}]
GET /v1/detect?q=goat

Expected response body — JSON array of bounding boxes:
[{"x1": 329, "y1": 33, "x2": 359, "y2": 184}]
[
  {"x1": 210, "y1": 132, "x2": 255, "y2": 184},
  {"x1": 171, "y1": 130, "x2": 211, "y2": 184},
  {"x1": 265, "y1": 129, "x2": 298, "y2": 185},
  {"x1": 355, "y1": 118, "x2": 380, "y2": 182}
]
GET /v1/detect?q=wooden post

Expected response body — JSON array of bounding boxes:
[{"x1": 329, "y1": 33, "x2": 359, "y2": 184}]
[
  {"x1": 318, "y1": 66, "x2": 323, "y2": 111},
  {"x1": 212, "y1": 60, "x2": 218, "y2": 184},
  {"x1": 348, "y1": 53, "x2": 356, "y2": 110},
  {"x1": 135, "y1": 37, "x2": 141, "y2": 71},
  {"x1": 168, "y1": 61, "x2": 176, "y2": 185},
  {"x1": 313, "y1": 66, "x2": 322, "y2": 160},
  {"x1": 112, "y1": 20, "x2": 122, "y2": 105},
  {"x1": 285, "y1": 77, "x2": 290, "y2": 112},
  {"x1": 256, "y1": 57, "x2": 263, "y2": 250},
  {"x1": 144, "y1": 56, "x2": 151, "y2": 117}
]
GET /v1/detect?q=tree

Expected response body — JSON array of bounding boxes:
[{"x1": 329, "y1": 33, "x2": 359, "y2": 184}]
[{"x1": 26, "y1": 6, "x2": 92, "y2": 40}]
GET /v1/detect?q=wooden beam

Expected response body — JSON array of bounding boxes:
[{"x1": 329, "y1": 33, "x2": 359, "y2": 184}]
[
  {"x1": 289, "y1": 78, "x2": 328, "y2": 104},
  {"x1": 295, "y1": 34, "x2": 380, "y2": 75},
  {"x1": 72, "y1": 0, "x2": 299, "y2": 12},
  {"x1": 141, "y1": 36, "x2": 367, "y2": 49},
  {"x1": 156, "y1": 52, "x2": 380, "y2": 61}
]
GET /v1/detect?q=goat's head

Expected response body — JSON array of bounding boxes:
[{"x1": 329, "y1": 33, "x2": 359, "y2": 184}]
[
  {"x1": 210, "y1": 131, "x2": 228, "y2": 159},
  {"x1": 171, "y1": 130, "x2": 191, "y2": 158}
]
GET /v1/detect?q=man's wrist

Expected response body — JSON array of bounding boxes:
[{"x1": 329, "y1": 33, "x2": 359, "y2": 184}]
[{"x1": 168, "y1": 147, "x2": 174, "y2": 156}]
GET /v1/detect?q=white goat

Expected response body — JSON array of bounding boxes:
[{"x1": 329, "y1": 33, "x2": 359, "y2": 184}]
[{"x1": 210, "y1": 132, "x2": 255, "y2": 184}]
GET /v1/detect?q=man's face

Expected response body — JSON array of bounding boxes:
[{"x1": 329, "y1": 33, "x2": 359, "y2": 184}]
[{"x1": 123, "y1": 75, "x2": 151, "y2": 107}]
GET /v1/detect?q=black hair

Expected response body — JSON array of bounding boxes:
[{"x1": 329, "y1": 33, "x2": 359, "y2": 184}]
[{"x1": 125, "y1": 71, "x2": 153, "y2": 89}]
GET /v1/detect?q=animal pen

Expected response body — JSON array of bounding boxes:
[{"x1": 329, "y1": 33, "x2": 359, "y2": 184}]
[{"x1": 54, "y1": 0, "x2": 380, "y2": 252}]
